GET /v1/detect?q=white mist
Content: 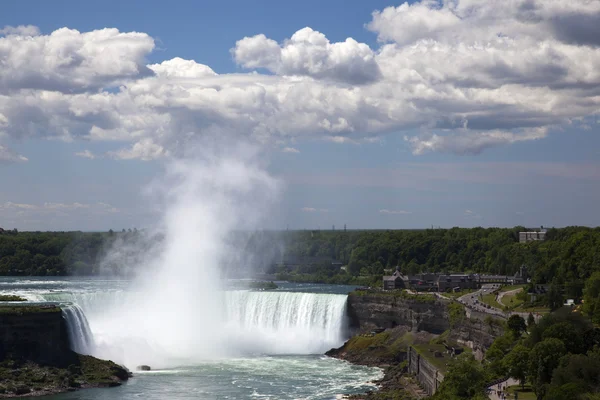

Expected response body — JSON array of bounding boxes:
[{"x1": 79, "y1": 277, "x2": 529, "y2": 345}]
[{"x1": 90, "y1": 145, "x2": 279, "y2": 369}]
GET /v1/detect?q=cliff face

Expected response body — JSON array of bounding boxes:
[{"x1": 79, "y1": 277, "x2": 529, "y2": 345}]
[
  {"x1": 347, "y1": 292, "x2": 450, "y2": 334},
  {"x1": 0, "y1": 307, "x2": 70, "y2": 365}
]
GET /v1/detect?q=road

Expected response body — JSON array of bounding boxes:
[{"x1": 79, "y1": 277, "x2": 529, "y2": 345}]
[{"x1": 457, "y1": 285, "x2": 545, "y2": 323}]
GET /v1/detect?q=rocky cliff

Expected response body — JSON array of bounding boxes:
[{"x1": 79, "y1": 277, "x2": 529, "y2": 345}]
[
  {"x1": 0, "y1": 305, "x2": 130, "y2": 398},
  {"x1": 0, "y1": 306, "x2": 70, "y2": 365},
  {"x1": 347, "y1": 291, "x2": 450, "y2": 334}
]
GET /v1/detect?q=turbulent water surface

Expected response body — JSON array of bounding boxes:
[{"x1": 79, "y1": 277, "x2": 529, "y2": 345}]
[{"x1": 1, "y1": 277, "x2": 381, "y2": 400}]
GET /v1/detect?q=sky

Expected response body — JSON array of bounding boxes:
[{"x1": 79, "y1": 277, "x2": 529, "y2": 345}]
[{"x1": 0, "y1": 0, "x2": 599, "y2": 231}]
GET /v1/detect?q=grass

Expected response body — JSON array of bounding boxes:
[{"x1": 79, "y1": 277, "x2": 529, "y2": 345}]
[
  {"x1": 505, "y1": 384, "x2": 536, "y2": 400},
  {"x1": 500, "y1": 291, "x2": 525, "y2": 309},
  {"x1": 412, "y1": 343, "x2": 471, "y2": 373},
  {"x1": 513, "y1": 305, "x2": 550, "y2": 314},
  {"x1": 352, "y1": 290, "x2": 438, "y2": 303},
  {"x1": 0, "y1": 294, "x2": 27, "y2": 301},
  {"x1": 500, "y1": 284, "x2": 526, "y2": 292},
  {"x1": 480, "y1": 292, "x2": 503, "y2": 309},
  {"x1": 0, "y1": 305, "x2": 61, "y2": 314},
  {"x1": 444, "y1": 289, "x2": 476, "y2": 300}
]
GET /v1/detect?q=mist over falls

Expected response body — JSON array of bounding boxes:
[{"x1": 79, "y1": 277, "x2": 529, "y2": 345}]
[{"x1": 39, "y1": 289, "x2": 349, "y2": 369}]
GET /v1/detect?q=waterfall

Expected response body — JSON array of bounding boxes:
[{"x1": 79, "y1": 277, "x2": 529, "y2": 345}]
[
  {"x1": 61, "y1": 304, "x2": 95, "y2": 355},
  {"x1": 225, "y1": 291, "x2": 348, "y2": 355},
  {"x1": 26, "y1": 289, "x2": 349, "y2": 365}
]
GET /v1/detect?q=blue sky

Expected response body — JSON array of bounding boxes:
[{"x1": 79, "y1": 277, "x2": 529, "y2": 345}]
[{"x1": 1, "y1": 0, "x2": 599, "y2": 231}]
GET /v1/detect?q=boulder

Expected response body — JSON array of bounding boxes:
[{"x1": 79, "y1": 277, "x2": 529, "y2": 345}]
[{"x1": 136, "y1": 365, "x2": 151, "y2": 371}]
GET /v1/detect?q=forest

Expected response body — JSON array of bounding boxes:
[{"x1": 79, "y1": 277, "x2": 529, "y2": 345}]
[{"x1": 0, "y1": 227, "x2": 599, "y2": 291}]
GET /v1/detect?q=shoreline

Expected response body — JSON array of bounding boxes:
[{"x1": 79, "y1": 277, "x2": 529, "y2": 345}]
[{"x1": 327, "y1": 327, "x2": 429, "y2": 400}]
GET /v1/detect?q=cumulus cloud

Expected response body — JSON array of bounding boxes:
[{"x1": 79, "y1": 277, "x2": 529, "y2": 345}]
[
  {"x1": 0, "y1": 145, "x2": 28, "y2": 163},
  {"x1": 405, "y1": 128, "x2": 548, "y2": 155},
  {"x1": 75, "y1": 150, "x2": 97, "y2": 159},
  {"x1": 0, "y1": 27, "x2": 154, "y2": 93},
  {"x1": 0, "y1": 25, "x2": 40, "y2": 36},
  {"x1": 233, "y1": 27, "x2": 381, "y2": 84},
  {"x1": 281, "y1": 147, "x2": 299, "y2": 153},
  {"x1": 108, "y1": 139, "x2": 169, "y2": 161},
  {"x1": 379, "y1": 209, "x2": 411, "y2": 215},
  {"x1": 0, "y1": 3, "x2": 599, "y2": 160}
]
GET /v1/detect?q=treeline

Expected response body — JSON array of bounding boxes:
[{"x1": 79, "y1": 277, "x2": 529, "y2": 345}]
[
  {"x1": 269, "y1": 226, "x2": 600, "y2": 286},
  {"x1": 0, "y1": 230, "x2": 148, "y2": 276},
  {"x1": 1, "y1": 227, "x2": 600, "y2": 283}
]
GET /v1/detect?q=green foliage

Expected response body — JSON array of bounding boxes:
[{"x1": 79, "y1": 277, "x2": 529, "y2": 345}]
[
  {"x1": 528, "y1": 338, "x2": 567, "y2": 395},
  {"x1": 0, "y1": 295, "x2": 26, "y2": 301},
  {"x1": 503, "y1": 344, "x2": 530, "y2": 388},
  {"x1": 507, "y1": 314, "x2": 527, "y2": 337},
  {"x1": 431, "y1": 354, "x2": 487, "y2": 400},
  {"x1": 448, "y1": 302, "x2": 466, "y2": 329}
]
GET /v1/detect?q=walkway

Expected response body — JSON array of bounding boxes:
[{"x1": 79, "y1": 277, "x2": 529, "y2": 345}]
[{"x1": 487, "y1": 378, "x2": 519, "y2": 400}]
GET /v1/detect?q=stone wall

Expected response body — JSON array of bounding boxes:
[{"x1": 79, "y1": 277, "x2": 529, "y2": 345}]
[
  {"x1": 0, "y1": 308, "x2": 71, "y2": 365},
  {"x1": 407, "y1": 346, "x2": 444, "y2": 396}
]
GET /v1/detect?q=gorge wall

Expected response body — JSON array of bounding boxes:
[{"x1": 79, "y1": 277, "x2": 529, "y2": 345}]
[
  {"x1": 346, "y1": 291, "x2": 450, "y2": 334},
  {"x1": 346, "y1": 291, "x2": 504, "y2": 355},
  {"x1": 0, "y1": 306, "x2": 71, "y2": 365}
]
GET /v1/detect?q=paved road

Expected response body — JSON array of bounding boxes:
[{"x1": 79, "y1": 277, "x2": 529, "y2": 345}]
[{"x1": 487, "y1": 378, "x2": 519, "y2": 400}]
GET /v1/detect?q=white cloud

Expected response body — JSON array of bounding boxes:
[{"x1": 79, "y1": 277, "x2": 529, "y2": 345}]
[
  {"x1": 233, "y1": 27, "x2": 381, "y2": 84},
  {"x1": 75, "y1": 150, "x2": 97, "y2": 159},
  {"x1": 0, "y1": 27, "x2": 154, "y2": 93},
  {"x1": 0, "y1": 145, "x2": 28, "y2": 163},
  {"x1": 379, "y1": 209, "x2": 412, "y2": 215},
  {"x1": 0, "y1": 6, "x2": 599, "y2": 160},
  {"x1": 282, "y1": 147, "x2": 299, "y2": 153},
  {"x1": 405, "y1": 128, "x2": 548, "y2": 155},
  {"x1": 0, "y1": 25, "x2": 40, "y2": 36},
  {"x1": 464, "y1": 209, "x2": 482, "y2": 219},
  {"x1": 108, "y1": 139, "x2": 169, "y2": 161}
]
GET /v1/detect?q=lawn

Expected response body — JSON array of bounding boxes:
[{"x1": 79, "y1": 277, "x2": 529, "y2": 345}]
[
  {"x1": 480, "y1": 292, "x2": 503, "y2": 309},
  {"x1": 412, "y1": 344, "x2": 471, "y2": 373},
  {"x1": 500, "y1": 291, "x2": 525, "y2": 309},
  {"x1": 505, "y1": 384, "x2": 536, "y2": 400},
  {"x1": 445, "y1": 289, "x2": 477, "y2": 300}
]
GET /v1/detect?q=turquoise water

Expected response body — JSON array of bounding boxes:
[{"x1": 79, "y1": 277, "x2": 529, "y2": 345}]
[{"x1": 1, "y1": 277, "x2": 381, "y2": 400}]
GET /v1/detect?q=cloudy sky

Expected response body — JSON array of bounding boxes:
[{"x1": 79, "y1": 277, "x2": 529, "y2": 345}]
[{"x1": 1, "y1": 0, "x2": 599, "y2": 231}]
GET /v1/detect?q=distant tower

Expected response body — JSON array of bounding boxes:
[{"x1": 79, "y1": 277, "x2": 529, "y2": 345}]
[
  {"x1": 332, "y1": 225, "x2": 335, "y2": 231},
  {"x1": 344, "y1": 224, "x2": 347, "y2": 232}
]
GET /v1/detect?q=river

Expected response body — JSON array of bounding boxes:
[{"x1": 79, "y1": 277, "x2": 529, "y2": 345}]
[{"x1": 0, "y1": 277, "x2": 382, "y2": 400}]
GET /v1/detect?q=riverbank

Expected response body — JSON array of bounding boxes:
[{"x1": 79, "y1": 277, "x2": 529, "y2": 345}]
[
  {"x1": 326, "y1": 327, "x2": 429, "y2": 399},
  {"x1": 0, "y1": 303, "x2": 130, "y2": 398},
  {"x1": 0, "y1": 353, "x2": 131, "y2": 398}
]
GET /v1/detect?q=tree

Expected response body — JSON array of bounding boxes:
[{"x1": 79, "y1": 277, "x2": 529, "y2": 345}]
[
  {"x1": 527, "y1": 313, "x2": 536, "y2": 328},
  {"x1": 584, "y1": 272, "x2": 600, "y2": 324},
  {"x1": 432, "y1": 354, "x2": 487, "y2": 400},
  {"x1": 503, "y1": 344, "x2": 530, "y2": 389},
  {"x1": 507, "y1": 314, "x2": 527, "y2": 337},
  {"x1": 548, "y1": 283, "x2": 564, "y2": 311},
  {"x1": 529, "y1": 338, "x2": 567, "y2": 395}
]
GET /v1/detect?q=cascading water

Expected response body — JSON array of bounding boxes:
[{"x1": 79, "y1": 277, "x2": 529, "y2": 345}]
[
  {"x1": 25, "y1": 288, "x2": 350, "y2": 365},
  {"x1": 225, "y1": 291, "x2": 348, "y2": 355},
  {"x1": 61, "y1": 304, "x2": 95, "y2": 355}
]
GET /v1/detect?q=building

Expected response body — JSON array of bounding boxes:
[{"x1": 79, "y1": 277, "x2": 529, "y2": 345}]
[
  {"x1": 437, "y1": 274, "x2": 478, "y2": 292},
  {"x1": 383, "y1": 267, "x2": 408, "y2": 290},
  {"x1": 519, "y1": 227, "x2": 547, "y2": 243}
]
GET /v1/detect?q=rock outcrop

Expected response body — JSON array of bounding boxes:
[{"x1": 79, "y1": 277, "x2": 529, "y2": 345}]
[
  {"x1": 346, "y1": 291, "x2": 450, "y2": 334},
  {"x1": 0, "y1": 306, "x2": 130, "y2": 398}
]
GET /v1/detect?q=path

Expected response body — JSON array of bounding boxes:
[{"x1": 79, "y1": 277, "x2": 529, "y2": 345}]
[
  {"x1": 497, "y1": 288, "x2": 522, "y2": 308},
  {"x1": 487, "y1": 378, "x2": 519, "y2": 400}
]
